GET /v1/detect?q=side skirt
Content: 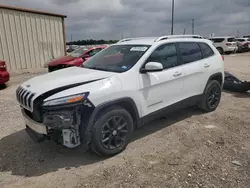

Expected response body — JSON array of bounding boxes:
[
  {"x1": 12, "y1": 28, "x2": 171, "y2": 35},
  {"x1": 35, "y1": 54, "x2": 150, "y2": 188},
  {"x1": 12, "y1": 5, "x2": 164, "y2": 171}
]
[{"x1": 139, "y1": 94, "x2": 203, "y2": 127}]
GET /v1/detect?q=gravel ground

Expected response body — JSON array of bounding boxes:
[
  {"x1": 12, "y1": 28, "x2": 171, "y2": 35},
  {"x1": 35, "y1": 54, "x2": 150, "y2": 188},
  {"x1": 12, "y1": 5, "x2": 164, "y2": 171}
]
[{"x1": 0, "y1": 53, "x2": 250, "y2": 188}]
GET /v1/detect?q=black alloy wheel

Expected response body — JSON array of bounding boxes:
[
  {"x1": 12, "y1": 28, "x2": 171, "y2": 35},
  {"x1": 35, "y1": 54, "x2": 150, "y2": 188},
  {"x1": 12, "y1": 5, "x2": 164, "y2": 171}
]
[
  {"x1": 207, "y1": 86, "x2": 221, "y2": 109},
  {"x1": 101, "y1": 116, "x2": 128, "y2": 150},
  {"x1": 198, "y1": 80, "x2": 222, "y2": 112},
  {"x1": 90, "y1": 106, "x2": 133, "y2": 156}
]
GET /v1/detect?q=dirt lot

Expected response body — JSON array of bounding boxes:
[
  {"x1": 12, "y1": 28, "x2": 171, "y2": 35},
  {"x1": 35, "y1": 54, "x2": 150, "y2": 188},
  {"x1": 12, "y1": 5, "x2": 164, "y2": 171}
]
[{"x1": 0, "y1": 53, "x2": 250, "y2": 188}]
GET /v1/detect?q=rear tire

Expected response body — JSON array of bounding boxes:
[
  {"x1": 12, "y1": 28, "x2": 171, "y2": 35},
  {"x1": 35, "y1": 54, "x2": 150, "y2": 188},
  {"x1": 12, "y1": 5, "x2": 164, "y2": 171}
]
[
  {"x1": 90, "y1": 106, "x2": 133, "y2": 156},
  {"x1": 198, "y1": 80, "x2": 222, "y2": 112},
  {"x1": 216, "y1": 47, "x2": 224, "y2": 54}
]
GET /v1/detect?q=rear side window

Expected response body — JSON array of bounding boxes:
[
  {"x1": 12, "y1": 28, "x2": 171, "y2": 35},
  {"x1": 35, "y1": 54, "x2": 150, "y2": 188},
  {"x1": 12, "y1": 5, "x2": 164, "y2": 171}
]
[
  {"x1": 227, "y1": 38, "x2": 235, "y2": 42},
  {"x1": 199, "y1": 43, "x2": 214, "y2": 58},
  {"x1": 178, "y1": 42, "x2": 203, "y2": 64},
  {"x1": 211, "y1": 38, "x2": 225, "y2": 43}
]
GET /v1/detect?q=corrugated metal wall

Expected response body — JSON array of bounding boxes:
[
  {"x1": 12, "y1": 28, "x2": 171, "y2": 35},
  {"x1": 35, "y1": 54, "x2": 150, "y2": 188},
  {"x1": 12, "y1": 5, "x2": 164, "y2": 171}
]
[{"x1": 0, "y1": 8, "x2": 65, "y2": 72}]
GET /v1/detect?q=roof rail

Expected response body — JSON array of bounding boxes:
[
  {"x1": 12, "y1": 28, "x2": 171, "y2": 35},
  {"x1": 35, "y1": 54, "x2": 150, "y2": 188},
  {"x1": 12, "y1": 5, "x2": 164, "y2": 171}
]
[
  {"x1": 117, "y1": 38, "x2": 136, "y2": 43},
  {"x1": 117, "y1": 37, "x2": 156, "y2": 43},
  {"x1": 155, "y1": 35, "x2": 204, "y2": 42}
]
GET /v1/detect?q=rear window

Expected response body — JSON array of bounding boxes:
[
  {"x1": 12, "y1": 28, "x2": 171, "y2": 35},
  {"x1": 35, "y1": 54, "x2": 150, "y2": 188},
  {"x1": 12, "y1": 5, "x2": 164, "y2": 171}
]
[
  {"x1": 248, "y1": 38, "x2": 250, "y2": 41},
  {"x1": 199, "y1": 43, "x2": 214, "y2": 58},
  {"x1": 210, "y1": 38, "x2": 224, "y2": 43},
  {"x1": 178, "y1": 42, "x2": 203, "y2": 64},
  {"x1": 227, "y1": 38, "x2": 236, "y2": 42},
  {"x1": 236, "y1": 39, "x2": 246, "y2": 42}
]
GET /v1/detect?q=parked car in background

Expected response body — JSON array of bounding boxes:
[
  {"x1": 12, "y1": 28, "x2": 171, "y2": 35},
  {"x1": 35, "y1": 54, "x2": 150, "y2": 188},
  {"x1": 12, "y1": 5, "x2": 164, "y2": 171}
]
[
  {"x1": 209, "y1": 37, "x2": 237, "y2": 54},
  {"x1": 236, "y1": 38, "x2": 250, "y2": 53},
  {"x1": 0, "y1": 60, "x2": 10, "y2": 87},
  {"x1": 48, "y1": 46, "x2": 106, "y2": 72}
]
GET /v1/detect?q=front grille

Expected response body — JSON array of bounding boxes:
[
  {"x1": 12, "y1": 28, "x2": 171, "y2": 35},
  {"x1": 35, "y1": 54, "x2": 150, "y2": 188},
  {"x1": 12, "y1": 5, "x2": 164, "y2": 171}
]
[{"x1": 16, "y1": 86, "x2": 35, "y2": 110}]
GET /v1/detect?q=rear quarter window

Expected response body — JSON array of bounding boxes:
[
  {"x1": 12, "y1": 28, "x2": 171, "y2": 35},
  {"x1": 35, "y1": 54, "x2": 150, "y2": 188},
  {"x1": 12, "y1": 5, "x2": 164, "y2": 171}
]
[
  {"x1": 178, "y1": 42, "x2": 203, "y2": 64},
  {"x1": 199, "y1": 43, "x2": 214, "y2": 58}
]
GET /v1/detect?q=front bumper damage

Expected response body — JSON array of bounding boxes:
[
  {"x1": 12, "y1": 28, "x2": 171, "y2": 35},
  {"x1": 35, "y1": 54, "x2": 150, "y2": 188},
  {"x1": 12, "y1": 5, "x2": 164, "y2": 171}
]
[{"x1": 22, "y1": 101, "x2": 94, "y2": 148}]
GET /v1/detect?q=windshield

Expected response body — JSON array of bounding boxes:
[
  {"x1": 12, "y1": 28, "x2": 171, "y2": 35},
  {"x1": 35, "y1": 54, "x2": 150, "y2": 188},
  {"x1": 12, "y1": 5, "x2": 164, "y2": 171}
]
[
  {"x1": 81, "y1": 45, "x2": 150, "y2": 73},
  {"x1": 70, "y1": 47, "x2": 89, "y2": 57}
]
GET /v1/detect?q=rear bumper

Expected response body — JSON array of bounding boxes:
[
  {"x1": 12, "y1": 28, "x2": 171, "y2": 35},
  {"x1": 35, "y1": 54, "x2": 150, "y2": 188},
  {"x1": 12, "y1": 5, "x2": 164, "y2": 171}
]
[
  {"x1": 225, "y1": 46, "x2": 237, "y2": 52},
  {"x1": 0, "y1": 71, "x2": 9, "y2": 84}
]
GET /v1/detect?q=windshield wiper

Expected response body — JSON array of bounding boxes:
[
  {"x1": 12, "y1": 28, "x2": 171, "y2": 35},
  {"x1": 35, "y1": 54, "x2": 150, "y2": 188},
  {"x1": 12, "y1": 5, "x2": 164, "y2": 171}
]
[{"x1": 82, "y1": 65, "x2": 108, "y2": 72}]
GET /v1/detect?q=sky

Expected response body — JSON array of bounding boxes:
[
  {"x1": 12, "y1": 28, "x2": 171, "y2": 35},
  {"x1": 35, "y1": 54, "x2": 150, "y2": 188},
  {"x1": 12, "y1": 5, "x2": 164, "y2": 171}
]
[{"x1": 0, "y1": 0, "x2": 250, "y2": 41}]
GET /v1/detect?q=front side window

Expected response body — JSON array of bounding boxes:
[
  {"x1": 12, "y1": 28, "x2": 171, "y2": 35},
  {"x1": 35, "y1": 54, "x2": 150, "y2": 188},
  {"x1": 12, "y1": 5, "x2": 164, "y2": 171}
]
[
  {"x1": 178, "y1": 42, "x2": 203, "y2": 64},
  {"x1": 199, "y1": 42, "x2": 214, "y2": 58},
  {"x1": 82, "y1": 45, "x2": 150, "y2": 73},
  {"x1": 146, "y1": 43, "x2": 178, "y2": 69}
]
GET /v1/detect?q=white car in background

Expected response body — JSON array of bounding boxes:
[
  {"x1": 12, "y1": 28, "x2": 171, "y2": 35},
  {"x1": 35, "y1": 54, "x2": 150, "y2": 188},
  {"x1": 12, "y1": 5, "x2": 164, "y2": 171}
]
[
  {"x1": 209, "y1": 37, "x2": 237, "y2": 54},
  {"x1": 236, "y1": 38, "x2": 250, "y2": 52}
]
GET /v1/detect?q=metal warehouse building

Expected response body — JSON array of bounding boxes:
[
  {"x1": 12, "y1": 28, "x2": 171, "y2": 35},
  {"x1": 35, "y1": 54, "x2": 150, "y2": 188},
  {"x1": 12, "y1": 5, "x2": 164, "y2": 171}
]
[{"x1": 0, "y1": 5, "x2": 67, "y2": 72}]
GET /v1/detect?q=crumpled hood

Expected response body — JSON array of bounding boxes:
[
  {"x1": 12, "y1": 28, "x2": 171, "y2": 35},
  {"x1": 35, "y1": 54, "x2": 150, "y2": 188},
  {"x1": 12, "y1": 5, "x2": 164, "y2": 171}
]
[
  {"x1": 20, "y1": 67, "x2": 118, "y2": 97},
  {"x1": 48, "y1": 55, "x2": 75, "y2": 66}
]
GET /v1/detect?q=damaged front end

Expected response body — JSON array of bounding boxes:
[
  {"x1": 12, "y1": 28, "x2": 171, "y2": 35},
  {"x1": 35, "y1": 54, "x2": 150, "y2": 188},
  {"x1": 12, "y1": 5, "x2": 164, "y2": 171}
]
[{"x1": 23, "y1": 93, "x2": 95, "y2": 149}]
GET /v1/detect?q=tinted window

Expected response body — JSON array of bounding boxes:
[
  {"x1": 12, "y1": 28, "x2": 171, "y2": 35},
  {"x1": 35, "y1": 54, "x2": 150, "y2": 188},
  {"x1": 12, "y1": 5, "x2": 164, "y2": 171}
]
[
  {"x1": 211, "y1": 38, "x2": 225, "y2": 43},
  {"x1": 199, "y1": 43, "x2": 214, "y2": 58},
  {"x1": 248, "y1": 38, "x2": 250, "y2": 41},
  {"x1": 82, "y1": 45, "x2": 150, "y2": 73},
  {"x1": 178, "y1": 42, "x2": 203, "y2": 64},
  {"x1": 227, "y1": 38, "x2": 235, "y2": 42},
  {"x1": 147, "y1": 43, "x2": 178, "y2": 69},
  {"x1": 237, "y1": 39, "x2": 245, "y2": 42}
]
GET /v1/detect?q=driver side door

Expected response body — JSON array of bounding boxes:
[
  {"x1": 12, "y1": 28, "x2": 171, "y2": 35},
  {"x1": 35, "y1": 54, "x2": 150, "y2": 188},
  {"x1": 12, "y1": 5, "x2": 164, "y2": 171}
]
[{"x1": 138, "y1": 43, "x2": 184, "y2": 116}]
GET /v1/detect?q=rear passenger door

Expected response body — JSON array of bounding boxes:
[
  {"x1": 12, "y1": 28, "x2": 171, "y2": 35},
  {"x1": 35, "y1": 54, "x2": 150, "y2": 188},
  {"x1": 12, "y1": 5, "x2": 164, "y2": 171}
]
[{"x1": 177, "y1": 42, "x2": 211, "y2": 101}]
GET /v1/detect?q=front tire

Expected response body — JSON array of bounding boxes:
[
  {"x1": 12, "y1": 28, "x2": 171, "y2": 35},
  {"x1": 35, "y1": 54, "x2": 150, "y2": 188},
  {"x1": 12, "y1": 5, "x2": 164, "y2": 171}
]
[
  {"x1": 198, "y1": 80, "x2": 222, "y2": 112},
  {"x1": 90, "y1": 106, "x2": 133, "y2": 156}
]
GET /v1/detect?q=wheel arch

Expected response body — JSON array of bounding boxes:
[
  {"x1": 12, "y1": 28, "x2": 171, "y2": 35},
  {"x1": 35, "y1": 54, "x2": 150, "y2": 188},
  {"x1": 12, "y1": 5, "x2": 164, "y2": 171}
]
[
  {"x1": 203, "y1": 72, "x2": 224, "y2": 93},
  {"x1": 82, "y1": 97, "x2": 140, "y2": 146}
]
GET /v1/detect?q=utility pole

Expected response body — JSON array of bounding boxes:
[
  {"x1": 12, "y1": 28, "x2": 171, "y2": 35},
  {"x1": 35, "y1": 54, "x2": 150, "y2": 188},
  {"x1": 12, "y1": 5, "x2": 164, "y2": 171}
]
[
  {"x1": 237, "y1": 30, "x2": 240, "y2": 38},
  {"x1": 121, "y1": 33, "x2": 124, "y2": 39},
  {"x1": 192, "y1": 19, "x2": 194, "y2": 34},
  {"x1": 171, "y1": 0, "x2": 174, "y2": 35},
  {"x1": 183, "y1": 28, "x2": 186, "y2": 34},
  {"x1": 70, "y1": 34, "x2": 73, "y2": 49}
]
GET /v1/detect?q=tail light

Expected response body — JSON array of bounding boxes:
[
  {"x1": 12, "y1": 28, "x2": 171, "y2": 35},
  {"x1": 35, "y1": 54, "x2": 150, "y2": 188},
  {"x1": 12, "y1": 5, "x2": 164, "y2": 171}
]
[
  {"x1": 0, "y1": 61, "x2": 7, "y2": 71},
  {"x1": 221, "y1": 55, "x2": 224, "y2": 61},
  {"x1": 226, "y1": 43, "x2": 232, "y2": 46}
]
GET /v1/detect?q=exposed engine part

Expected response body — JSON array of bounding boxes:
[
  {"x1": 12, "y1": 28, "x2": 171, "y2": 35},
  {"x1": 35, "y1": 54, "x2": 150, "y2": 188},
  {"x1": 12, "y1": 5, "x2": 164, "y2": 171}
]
[{"x1": 62, "y1": 128, "x2": 80, "y2": 148}]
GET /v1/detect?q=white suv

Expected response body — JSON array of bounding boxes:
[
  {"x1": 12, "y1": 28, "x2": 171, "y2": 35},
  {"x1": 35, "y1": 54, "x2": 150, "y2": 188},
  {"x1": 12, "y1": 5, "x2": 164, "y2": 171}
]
[
  {"x1": 209, "y1": 36, "x2": 237, "y2": 54},
  {"x1": 16, "y1": 36, "x2": 224, "y2": 156}
]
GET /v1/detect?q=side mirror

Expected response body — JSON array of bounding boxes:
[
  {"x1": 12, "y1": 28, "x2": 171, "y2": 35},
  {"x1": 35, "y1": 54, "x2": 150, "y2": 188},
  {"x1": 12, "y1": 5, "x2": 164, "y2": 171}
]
[{"x1": 141, "y1": 62, "x2": 163, "y2": 73}]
